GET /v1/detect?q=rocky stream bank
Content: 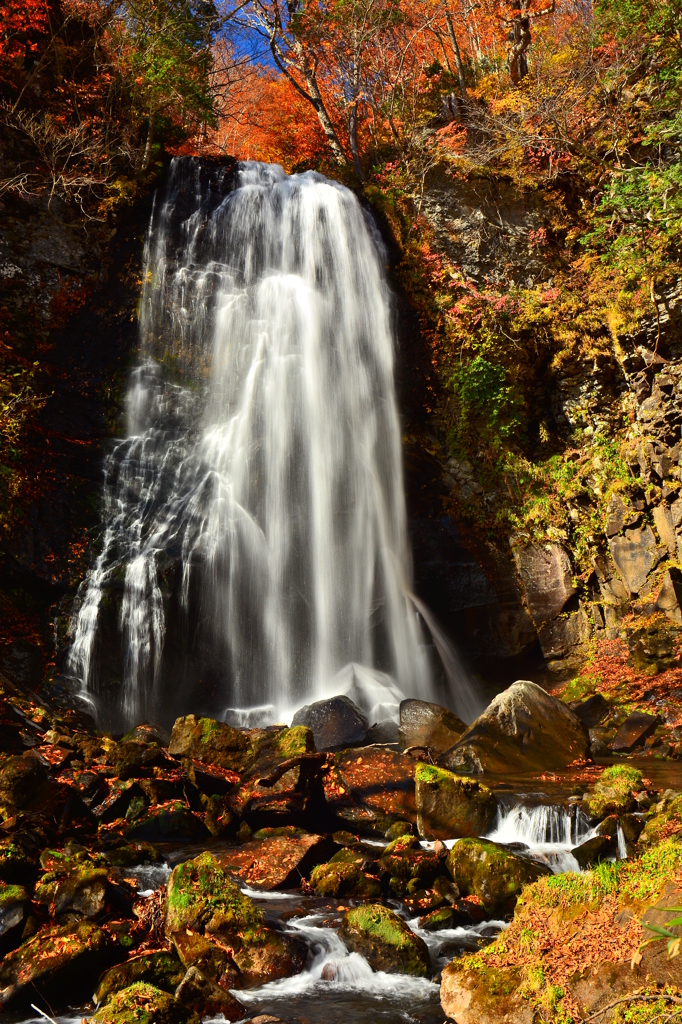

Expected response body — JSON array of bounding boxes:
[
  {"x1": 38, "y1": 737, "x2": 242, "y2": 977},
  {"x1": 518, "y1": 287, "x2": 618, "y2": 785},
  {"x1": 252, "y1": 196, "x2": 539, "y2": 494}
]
[{"x1": 0, "y1": 675, "x2": 676, "y2": 1024}]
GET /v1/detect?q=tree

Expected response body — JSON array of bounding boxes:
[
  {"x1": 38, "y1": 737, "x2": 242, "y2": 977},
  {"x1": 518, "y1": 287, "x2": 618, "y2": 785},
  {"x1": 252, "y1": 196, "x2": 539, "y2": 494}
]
[{"x1": 505, "y1": 0, "x2": 556, "y2": 83}]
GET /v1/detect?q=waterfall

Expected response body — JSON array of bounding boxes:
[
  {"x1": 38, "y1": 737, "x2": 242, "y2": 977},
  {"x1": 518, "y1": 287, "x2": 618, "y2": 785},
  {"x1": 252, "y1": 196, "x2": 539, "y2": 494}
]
[
  {"x1": 486, "y1": 802, "x2": 593, "y2": 873},
  {"x1": 66, "y1": 158, "x2": 451, "y2": 730}
]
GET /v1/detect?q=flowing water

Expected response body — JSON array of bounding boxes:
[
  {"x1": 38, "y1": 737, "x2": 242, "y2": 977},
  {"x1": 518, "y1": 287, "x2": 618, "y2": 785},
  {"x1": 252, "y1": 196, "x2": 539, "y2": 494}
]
[{"x1": 65, "y1": 158, "x2": 482, "y2": 731}]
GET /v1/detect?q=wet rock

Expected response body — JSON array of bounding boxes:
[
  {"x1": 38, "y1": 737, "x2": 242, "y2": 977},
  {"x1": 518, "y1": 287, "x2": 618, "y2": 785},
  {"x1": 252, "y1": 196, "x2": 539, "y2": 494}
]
[
  {"x1": 656, "y1": 566, "x2": 682, "y2": 623},
  {"x1": 385, "y1": 820, "x2": 413, "y2": 840},
  {"x1": 175, "y1": 965, "x2": 247, "y2": 1018},
  {"x1": 90, "y1": 982, "x2": 200, "y2": 1024},
  {"x1": 93, "y1": 779, "x2": 146, "y2": 823},
  {"x1": 619, "y1": 812, "x2": 645, "y2": 844},
  {"x1": 94, "y1": 951, "x2": 186, "y2": 1003},
  {"x1": 418, "y1": 906, "x2": 462, "y2": 930},
  {"x1": 218, "y1": 833, "x2": 334, "y2": 890},
  {"x1": 125, "y1": 801, "x2": 209, "y2": 841},
  {"x1": 0, "y1": 882, "x2": 28, "y2": 956},
  {"x1": 366, "y1": 720, "x2": 400, "y2": 744},
  {"x1": 446, "y1": 838, "x2": 549, "y2": 916},
  {"x1": 324, "y1": 747, "x2": 416, "y2": 827},
  {"x1": 309, "y1": 860, "x2": 381, "y2": 897},
  {"x1": 171, "y1": 928, "x2": 240, "y2": 989},
  {"x1": 169, "y1": 715, "x2": 254, "y2": 772},
  {"x1": 569, "y1": 693, "x2": 610, "y2": 729},
  {"x1": 57, "y1": 768, "x2": 108, "y2": 809},
  {"x1": 341, "y1": 904, "x2": 430, "y2": 977},
  {"x1": 609, "y1": 524, "x2": 663, "y2": 594},
  {"x1": 571, "y1": 835, "x2": 613, "y2": 868},
  {"x1": 165, "y1": 851, "x2": 306, "y2": 987},
  {"x1": 182, "y1": 760, "x2": 239, "y2": 797},
  {"x1": 596, "y1": 814, "x2": 618, "y2": 838},
  {"x1": 378, "y1": 845, "x2": 441, "y2": 893},
  {"x1": 513, "y1": 543, "x2": 575, "y2": 625},
  {"x1": 612, "y1": 711, "x2": 658, "y2": 752},
  {"x1": 399, "y1": 699, "x2": 466, "y2": 756},
  {"x1": 0, "y1": 753, "x2": 57, "y2": 815},
  {"x1": 639, "y1": 792, "x2": 682, "y2": 848},
  {"x1": 0, "y1": 920, "x2": 116, "y2": 1007},
  {"x1": 122, "y1": 723, "x2": 171, "y2": 746},
  {"x1": 582, "y1": 765, "x2": 643, "y2": 818},
  {"x1": 440, "y1": 962, "x2": 532, "y2": 1024},
  {"x1": 292, "y1": 695, "x2": 368, "y2": 751},
  {"x1": 35, "y1": 849, "x2": 110, "y2": 920},
  {"x1": 441, "y1": 680, "x2": 589, "y2": 774},
  {"x1": 414, "y1": 763, "x2": 497, "y2": 839}
]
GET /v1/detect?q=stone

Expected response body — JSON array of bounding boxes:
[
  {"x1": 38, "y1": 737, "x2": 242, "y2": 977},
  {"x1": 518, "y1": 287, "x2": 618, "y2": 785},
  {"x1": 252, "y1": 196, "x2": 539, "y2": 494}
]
[
  {"x1": 639, "y1": 794, "x2": 682, "y2": 848},
  {"x1": 34, "y1": 850, "x2": 109, "y2": 920},
  {"x1": 605, "y1": 494, "x2": 640, "y2": 538},
  {"x1": 672, "y1": 496, "x2": 682, "y2": 527},
  {"x1": 619, "y1": 813, "x2": 645, "y2": 844},
  {"x1": 0, "y1": 921, "x2": 115, "y2": 1007},
  {"x1": 89, "y1": 982, "x2": 200, "y2": 1024},
  {"x1": 612, "y1": 711, "x2": 658, "y2": 752},
  {"x1": 168, "y1": 716, "x2": 254, "y2": 772},
  {"x1": 93, "y1": 780, "x2": 146, "y2": 823},
  {"x1": 414, "y1": 763, "x2": 497, "y2": 840},
  {"x1": 440, "y1": 962, "x2": 533, "y2": 1024},
  {"x1": 171, "y1": 929, "x2": 240, "y2": 990},
  {"x1": 341, "y1": 904, "x2": 430, "y2": 977},
  {"x1": 418, "y1": 906, "x2": 460, "y2": 930},
  {"x1": 122, "y1": 722, "x2": 171, "y2": 746},
  {"x1": 125, "y1": 801, "x2": 209, "y2": 841},
  {"x1": 175, "y1": 966, "x2": 247, "y2": 1018},
  {"x1": 446, "y1": 838, "x2": 549, "y2": 916},
  {"x1": 571, "y1": 835, "x2": 614, "y2": 868},
  {"x1": 399, "y1": 699, "x2": 466, "y2": 756},
  {"x1": 218, "y1": 833, "x2": 335, "y2": 890},
  {"x1": 609, "y1": 525, "x2": 663, "y2": 594},
  {"x1": 569, "y1": 693, "x2": 610, "y2": 729},
  {"x1": 513, "y1": 542, "x2": 575, "y2": 625},
  {"x1": 441, "y1": 680, "x2": 589, "y2": 775},
  {"x1": 598, "y1": 575, "x2": 630, "y2": 607},
  {"x1": 324, "y1": 746, "x2": 416, "y2": 825},
  {"x1": 537, "y1": 606, "x2": 590, "y2": 659},
  {"x1": 582, "y1": 765, "x2": 643, "y2": 818},
  {"x1": 292, "y1": 695, "x2": 369, "y2": 751},
  {"x1": 0, "y1": 754, "x2": 57, "y2": 815},
  {"x1": 653, "y1": 505, "x2": 677, "y2": 555},
  {"x1": 655, "y1": 567, "x2": 682, "y2": 623},
  {"x1": 366, "y1": 720, "x2": 400, "y2": 744},
  {"x1": 94, "y1": 952, "x2": 187, "y2": 1004},
  {"x1": 0, "y1": 882, "x2": 28, "y2": 956},
  {"x1": 309, "y1": 861, "x2": 382, "y2": 898},
  {"x1": 165, "y1": 851, "x2": 306, "y2": 988},
  {"x1": 378, "y1": 845, "x2": 441, "y2": 894}
]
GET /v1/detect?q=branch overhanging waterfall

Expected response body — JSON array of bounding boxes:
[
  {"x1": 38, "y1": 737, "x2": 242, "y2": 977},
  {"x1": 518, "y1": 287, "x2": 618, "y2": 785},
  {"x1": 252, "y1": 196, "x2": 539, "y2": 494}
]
[{"x1": 66, "y1": 158, "x2": 477, "y2": 730}]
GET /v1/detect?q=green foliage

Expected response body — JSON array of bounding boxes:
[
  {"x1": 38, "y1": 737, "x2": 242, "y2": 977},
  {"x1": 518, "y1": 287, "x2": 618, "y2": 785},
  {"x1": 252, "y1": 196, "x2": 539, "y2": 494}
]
[{"x1": 450, "y1": 356, "x2": 521, "y2": 439}]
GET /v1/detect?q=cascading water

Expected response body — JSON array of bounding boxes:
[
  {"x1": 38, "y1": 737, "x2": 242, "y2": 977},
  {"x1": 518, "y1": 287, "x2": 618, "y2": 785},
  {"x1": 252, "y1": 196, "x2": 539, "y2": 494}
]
[{"x1": 66, "y1": 158, "x2": 474, "y2": 730}]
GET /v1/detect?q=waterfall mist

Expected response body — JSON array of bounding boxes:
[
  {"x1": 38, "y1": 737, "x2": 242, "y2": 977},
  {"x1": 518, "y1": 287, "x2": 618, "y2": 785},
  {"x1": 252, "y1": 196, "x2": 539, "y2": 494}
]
[{"x1": 67, "y1": 158, "x2": 473, "y2": 730}]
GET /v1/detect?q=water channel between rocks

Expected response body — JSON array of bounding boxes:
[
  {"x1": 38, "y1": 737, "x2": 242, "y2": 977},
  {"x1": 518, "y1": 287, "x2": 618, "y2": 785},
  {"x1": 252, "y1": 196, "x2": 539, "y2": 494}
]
[{"x1": 14, "y1": 757, "x2": 679, "y2": 1024}]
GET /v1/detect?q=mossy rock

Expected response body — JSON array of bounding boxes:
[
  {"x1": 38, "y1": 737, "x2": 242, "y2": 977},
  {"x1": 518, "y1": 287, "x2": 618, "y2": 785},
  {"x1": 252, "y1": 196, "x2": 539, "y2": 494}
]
[
  {"x1": 418, "y1": 906, "x2": 458, "y2": 931},
  {"x1": 274, "y1": 726, "x2": 315, "y2": 759},
  {"x1": 385, "y1": 821, "x2": 413, "y2": 841},
  {"x1": 0, "y1": 920, "x2": 116, "y2": 1008},
  {"x1": 175, "y1": 965, "x2": 247, "y2": 1019},
  {"x1": 639, "y1": 794, "x2": 682, "y2": 848},
  {"x1": 252, "y1": 825, "x2": 309, "y2": 840},
  {"x1": 309, "y1": 861, "x2": 381, "y2": 898},
  {"x1": 447, "y1": 838, "x2": 549, "y2": 916},
  {"x1": 171, "y1": 928, "x2": 240, "y2": 989},
  {"x1": 0, "y1": 839, "x2": 38, "y2": 886},
  {"x1": 165, "y1": 851, "x2": 264, "y2": 939},
  {"x1": 582, "y1": 765, "x2": 643, "y2": 819},
  {"x1": 89, "y1": 982, "x2": 200, "y2": 1024},
  {"x1": 94, "y1": 952, "x2": 186, "y2": 1004},
  {"x1": 125, "y1": 802, "x2": 209, "y2": 842},
  {"x1": 415, "y1": 763, "x2": 497, "y2": 840},
  {"x1": 383, "y1": 835, "x2": 420, "y2": 854},
  {"x1": 35, "y1": 854, "x2": 109, "y2": 920},
  {"x1": 168, "y1": 716, "x2": 254, "y2": 772},
  {"x1": 341, "y1": 904, "x2": 430, "y2": 977},
  {"x1": 378, "y1": 847, "x2": 441, "y2": 885},
  {"x1": 0, "y1": 755, "x2": 57, "y2": 816},
  {"x1": 0, "y1": 881, "x2": 28, "y2": 956}
]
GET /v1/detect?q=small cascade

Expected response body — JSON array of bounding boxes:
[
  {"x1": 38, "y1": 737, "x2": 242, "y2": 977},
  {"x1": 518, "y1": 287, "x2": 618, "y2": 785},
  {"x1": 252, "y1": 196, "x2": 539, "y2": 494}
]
[{"x1": 486, "y1": 802, "x2": 594, "y2": 873}]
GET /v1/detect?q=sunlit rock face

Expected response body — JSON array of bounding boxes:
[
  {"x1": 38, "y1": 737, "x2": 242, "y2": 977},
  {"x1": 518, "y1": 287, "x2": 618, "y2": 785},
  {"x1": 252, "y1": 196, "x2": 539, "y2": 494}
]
[{"x1": 66, "y1": 158, "x2": 443, "y2": 731}]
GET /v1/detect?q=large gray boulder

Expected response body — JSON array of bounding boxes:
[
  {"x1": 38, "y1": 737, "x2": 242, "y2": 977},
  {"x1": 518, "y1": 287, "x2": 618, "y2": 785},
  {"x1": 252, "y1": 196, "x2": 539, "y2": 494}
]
[
  {"x1": 440, "y1": 680, "x2": 589, "y2": 774},
  {"x1": 292, "y1": 695, "x2": 368, "y2": 752},
  {"x1": 513, "y1": 543, "x2": 575, "y2": 625}
]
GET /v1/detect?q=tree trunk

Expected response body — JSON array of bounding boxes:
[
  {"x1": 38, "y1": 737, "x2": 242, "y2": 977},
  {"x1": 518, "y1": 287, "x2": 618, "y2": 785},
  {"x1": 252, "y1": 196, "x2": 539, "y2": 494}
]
[
  {"x1": 445, "y1": 11, "x2": 468, "y2": 99},
  {"x1": 141, "y1": 117, "x2": 154, "y2": 171},
  {"x1": 348, "y1": 34, "x2": 365, "y2": 181},
  {"x1": 290, "y1": 38, "x2": 347, "y2": 166}
]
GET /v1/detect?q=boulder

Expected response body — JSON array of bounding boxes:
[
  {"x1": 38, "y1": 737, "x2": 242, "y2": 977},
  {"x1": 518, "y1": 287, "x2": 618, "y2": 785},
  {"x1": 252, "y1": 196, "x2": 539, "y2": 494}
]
[
  {"x1": 93, "y1": 779, "x2": 146, "y2": 823},
  {"x1": 513, "y1": 543, "x2": 575, "y2": 625},
  {"x1": 175, "y1": 965, "x2": 247, "y2": 1018},
  {"x1": 89, "y1": 982, "x2": 200, "y2": 1024},
  {"x1": 125, "y1": 801, "x2": 209, "y2": 841},
  {"x1": 605, "y1": 494, "x2": 640, "y2": 538},
  {"x1": 612, "y1": 712, "x2": 658, "y2": 753},
  {"x1": 569, "y1": 693, "x2": 610, "y2": 729},
  {"x1": 399, "y1": 700, "x2": 466, "y2": 755},
  {"x1": 94, "y1": 952, "x2": 186, "y2": 1003},
  {"x1": 446, "y1": 838, "x2": 549, "y2": 916},
  {"x1": 164, "y1": 851, "x2": 306, "y2": 988},
  {"x1": 414, "y1": 763, "x2": 497, "y2": 840},
  {"x1": 292, "y1": 695, "x2": 368, "y2": 751},
  {"x1": 0, "y1": 921, "x2": 116, "y2": 1007},
  {"x1": 440, "y1": 680, "x2": 589, "y2": 775},
  {"x1": 171, "y1": 929, "x2": 240, "y2": 990},
  {"x1": 366, "y1": 720, "x2": 400, "y2": 744},
  {"x1": 34, "y1": 850, "x2": 110, "y2": 920},
  {"x1": 323, "y1": 746, "x2": 416, "y2": 825},
  {"x1": 440, "y1": 962, "x2": 533, "y2": 1024},
  {"x1": 341, "y1": 904, "x2": 430, "y2": 977},
  {"x1": 656, "y1": 567, "x2": 682, "y2": 623},
  {"x1": 122, "y1": 723, "x2": 171, "y2": 746},
  {"x1": 218, "y1": 833, "x2": 334, "y2": 890},
  {"x1": 378, "y1": 845, "x2": 441, "y2": 895},
  {"x1": 0, "y1": 754, "x2": 57, "y2": 815},
  {"x1": 609, "y1": 525, "x2": 663, "y2": 594},
  {"x1": 418, "y1": 906, "x2": 461, "y2": 931},
  {"x1": 0, "y1": 882, "x2": 28, "y2": 956},
  {"x1": 168, "y1": 716, "x2": 253, "y2": 772},
  {"x1": 309, "y1": 860, "x2": 381, "y2": 898},
  {"x1": 582, "y1": 765, "x2": 643, "y2": 819},
  {"x1": 571, "y1": 835, "x2": 614, "y2": 868}
]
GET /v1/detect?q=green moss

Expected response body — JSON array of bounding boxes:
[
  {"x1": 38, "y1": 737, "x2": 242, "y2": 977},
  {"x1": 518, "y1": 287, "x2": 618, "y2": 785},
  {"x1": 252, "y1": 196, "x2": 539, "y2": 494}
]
[
  {"x1": 165, "y1": 851, "x2": 264, "y2": 942},
  {"x1": 94, "y1": 953, "x2": 186, "y2": 1004},
  {"x1": 342, "y1": 904, "x2": 430, "y2": 977},
  {"x1": 583, "y1": 766, "x2": 643, "y2": 819},
  {"x1": 414, "y1": 762, "x2": 452, "y2": 785},
  {"x1": 274, "y1": 726, "x2": 314, "y2": 759},
  {"x1": 600, "y1": 765, "x2": 643, "y2": 788},
  {"x1": 90, "y1": 982, "x2": 199, "y2": 1024},
  {"x1": 0, "y1": 882, "x2": 26, "y2": 907},
  {"x1": 309, "y1": 861, "x2": 381, "y2": 897}
]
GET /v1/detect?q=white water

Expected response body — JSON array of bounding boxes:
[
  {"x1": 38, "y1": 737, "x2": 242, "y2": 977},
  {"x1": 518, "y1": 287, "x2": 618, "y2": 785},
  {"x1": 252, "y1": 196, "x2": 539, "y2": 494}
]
[
  {"x1": 65, "y1": 158, "x2": 479, "y2": 729},
  {"x1": 486, "y1": 802, "x2": 597, "y2": 872}
]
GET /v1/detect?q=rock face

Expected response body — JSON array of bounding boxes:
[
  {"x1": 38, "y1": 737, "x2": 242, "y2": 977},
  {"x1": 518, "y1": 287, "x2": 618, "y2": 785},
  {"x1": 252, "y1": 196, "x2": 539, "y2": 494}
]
[
  {"x1": 612, "y1": 711, "x2": 658, "y2": 752},
  {"x1": 292, "y1": 695, "x2": 369, "y2": 751},
  {"x1": 513, "y1": 543, "x2": 575, "y2": 624},
  {"x1": 446, "y1": 838, "x2": 549, "y2": 915},
  {"x1": 656, "y1": 566, "x2": 682, "y2": 622},
  {"x1": 440, "y1": 962, "x2": 533, "y2": 1024},
  {"x1": 582, "y1": 765, "x2": 643, "y2": 819},
  {"x1": 399, "y1": 700, "x2": 466, "y2": 755},
  {"x1": 414, "y1": 764, "x2": 497, "y2": 839},
  {"x1": 441, "y1": 680, "x2": 589, "y2": 774},
  {"x1": 341, "y1": 904, "x2": 430, "y2": 977},
  {"x1": 609, "y1": 525, "x2": 663, "y2": 594}
]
